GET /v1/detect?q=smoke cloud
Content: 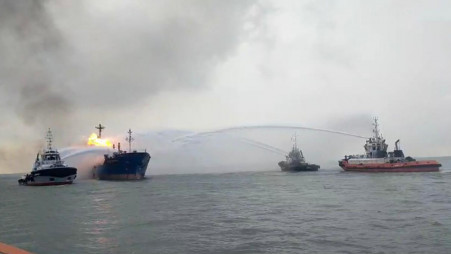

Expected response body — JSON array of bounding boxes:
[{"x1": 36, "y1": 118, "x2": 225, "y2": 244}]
[
  {"x1": 0, "y1": 0, "x2": 263, "y2": 173},
  {"x1": 1, "y1": 1, "x2": 450, "y2": 174},
  {"x1": 0, "y1": 1, "x2": 73, "y2": 131}
]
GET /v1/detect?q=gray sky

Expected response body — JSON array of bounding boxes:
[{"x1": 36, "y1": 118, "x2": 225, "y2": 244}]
[{"x1": 1, "y1": 0, "x2": 451, "y2": 173}]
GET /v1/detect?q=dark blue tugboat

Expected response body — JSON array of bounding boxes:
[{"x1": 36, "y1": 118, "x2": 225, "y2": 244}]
[
  {"x1": 278, "y1": 134, "x2": 320, "y2": 172},
  {"x1": 93, "y1": 128, "x2": 151, "y2": 180}
]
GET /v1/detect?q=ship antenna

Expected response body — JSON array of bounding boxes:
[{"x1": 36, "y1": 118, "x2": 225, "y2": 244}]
[
  {"x1": 95, "y1": 123, "x2": 105, "y2": 138},
  {"x1": 125, "y1": 129, "x2": 134, "y2": 152},
  {"x1": 46, "y1": 128, "x2": 53, "y2": 151},
  {"x1": 292, "y1": 132, "x2": 298, "y2": 149},
  {"x1": 373, "y1": 117, "x2": 380, "y2": 139}
]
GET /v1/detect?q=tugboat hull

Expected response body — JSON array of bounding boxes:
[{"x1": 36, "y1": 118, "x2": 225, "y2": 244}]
[
  {"x1": 18, "y1": 167, "x2": 77, "y2": 186},
  {"x1": 339, "y1": 160, "x2": 441, "y2": 173},
  {"x1": 20, "y1": 177, "x2": 75, "y2": 186},
  {"x1": 279, "y1": 161, "x2": 320, "y2": 172}
]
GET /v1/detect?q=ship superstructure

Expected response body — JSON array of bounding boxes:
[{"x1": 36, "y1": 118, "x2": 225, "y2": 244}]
[
  {"x1": 18, "y1": 129, "x2": 77, "y2": 186},
  {"x1": 339, "y1": 118, "x2": 441, "y2": 172}
]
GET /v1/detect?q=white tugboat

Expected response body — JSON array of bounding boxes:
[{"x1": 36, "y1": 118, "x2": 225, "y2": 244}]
[{"x1": 18, "y1": 129, "x2": 77, "y2": 186}]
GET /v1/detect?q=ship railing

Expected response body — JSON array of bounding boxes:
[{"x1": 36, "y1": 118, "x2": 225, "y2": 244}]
[
  {"x1": 115, "y1": 148, "x2": 148, "y2": 154},
  {"x1": 347, "y1": 155, "x2": 366, "y2": 159}
]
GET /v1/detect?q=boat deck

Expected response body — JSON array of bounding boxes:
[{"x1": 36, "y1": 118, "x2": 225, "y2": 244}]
[{"x1": 0, "y1": 242, "x2": 32, "y2": 254}]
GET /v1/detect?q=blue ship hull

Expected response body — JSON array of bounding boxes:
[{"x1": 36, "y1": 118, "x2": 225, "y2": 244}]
[{"x1": 94, "y1": 152, "x2": 151, "y2": 180}]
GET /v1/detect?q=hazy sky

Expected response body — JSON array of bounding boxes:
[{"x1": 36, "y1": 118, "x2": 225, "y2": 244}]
[{"x1": 1, "y1": 0, "x2": 451, "y2": 173}]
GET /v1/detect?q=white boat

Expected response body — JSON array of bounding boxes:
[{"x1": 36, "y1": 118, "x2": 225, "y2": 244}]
[{"x1": 18, "y1": 129, "x2": 77, "y2": 186}]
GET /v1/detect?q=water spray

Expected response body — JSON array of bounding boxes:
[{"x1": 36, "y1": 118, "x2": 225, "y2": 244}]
[{"x1": 173, "y1": 125, "x2": 369, "y2": 142}]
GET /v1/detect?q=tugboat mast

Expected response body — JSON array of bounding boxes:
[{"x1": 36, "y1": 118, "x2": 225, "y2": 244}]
[
  {"x1": 46, "y1": 128, "x2": 53, "y2": 151},
  {"x1": 373, "y1": 117, "x2": 380, "y2": 139},
  {"x1": 95, "y1": 123, "x2": 105, "y2": 138},
  {"x1": 126, "y1": 129, "x2": 134, "y2": 152}
]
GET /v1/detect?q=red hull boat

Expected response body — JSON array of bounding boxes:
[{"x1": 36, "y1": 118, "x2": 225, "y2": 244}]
[
  {"x1": 339, "y1": 160, "x2": 441, "y2": 172},
  {"x1": 339, "y1": 118, "x2": 441, "y2": 173}
]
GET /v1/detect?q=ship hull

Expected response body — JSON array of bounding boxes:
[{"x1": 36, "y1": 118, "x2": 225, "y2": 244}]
[
  {"x1": 95, "y1": 152, "x2": 150, "y2": 180},
  {"x1": 22, "y1": 177, "x2": 75, "y2": 186},
  {"x1": 18, "y1": 167, "x2": 77, "y2": 186},
  {"x1": 339, "y1": 160, "x2": 441, "y2": 173},
  {"x1": 279, "y1": 161, "x2": 320, "y2": 172}
]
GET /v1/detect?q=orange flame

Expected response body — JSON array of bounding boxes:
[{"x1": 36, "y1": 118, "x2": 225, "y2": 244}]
[{"x1": 87, "y1": 133, "x2": 113, "y2": 147}]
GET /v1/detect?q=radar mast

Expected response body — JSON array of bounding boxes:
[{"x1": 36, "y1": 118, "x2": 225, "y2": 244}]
[
  {"x1": 373, "y1": 117, "x2": 381, "y2": 139},
  {"x1": 125, "y1": 129, "x2": 134, "y2": 152},
  {"x1": 46, "y1": 128, "x2": 53, "y2": 151}
]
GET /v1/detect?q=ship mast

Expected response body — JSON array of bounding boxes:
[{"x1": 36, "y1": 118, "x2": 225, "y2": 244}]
[
  {"x1": 125, "y1": 129, "x2": 134, "y2": 152},
  {"x1": 95, "y1": 123, "x2": 105, "y2": 138},
  {"x1": 291, "y1": 132, "x2": 304, "y2": 160},
  {"x1": 373, "y1": 117, "x2": 380, "y2": 139},
  {"x1": 46, "y1": 128, "x2": 53, "y2": 151},
  {"x1": 364, "y1": 117, "x2": 388, "y2": 158},
  {"x1": 292, "y1": 133, "x2": 298, "y2": 149}
]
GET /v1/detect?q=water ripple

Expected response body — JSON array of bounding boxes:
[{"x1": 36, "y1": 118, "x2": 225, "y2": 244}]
[{"x1": 1, "y1": 171, "x2": 451, "y2": 253}]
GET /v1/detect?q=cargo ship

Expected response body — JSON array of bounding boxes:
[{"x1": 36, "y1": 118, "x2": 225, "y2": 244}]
[
  {"x1": 18, "y1": 129, "x2": 77, "y2": 186},
  {"x1": 93, "y1": 129, "x2": 150, "y2": 180},
  {"x1": 278, "y1": 135, "x2": 320, "y2": 172},
  {"x1": 339, "y1": 118, "x2": 441, "y2": 172}
]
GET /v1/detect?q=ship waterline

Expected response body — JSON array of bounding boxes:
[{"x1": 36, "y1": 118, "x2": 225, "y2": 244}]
[{"x1": 340, "y1": 160, "x2": 441, "y2": 172}]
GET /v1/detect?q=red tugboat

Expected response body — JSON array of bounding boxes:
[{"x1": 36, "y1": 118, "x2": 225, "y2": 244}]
[{"x1": 339, "y1": 118, "x2": 441, "y2": 172}]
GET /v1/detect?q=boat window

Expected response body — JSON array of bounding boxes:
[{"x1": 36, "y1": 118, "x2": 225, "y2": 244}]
[
  {"x1": 49, "y1": 178, "x2": 55, "y2": 181},
  {"x1": 67, "y1": 177, "x2": 71, "y2": 180}
]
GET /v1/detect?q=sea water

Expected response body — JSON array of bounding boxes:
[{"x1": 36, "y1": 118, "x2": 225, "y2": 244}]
[{"x1": 1, "y1": 170, "x2": 450, "y2": 254}]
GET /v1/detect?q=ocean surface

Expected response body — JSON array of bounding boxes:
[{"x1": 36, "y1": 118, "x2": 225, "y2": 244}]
[{"x1": 1, "y1": 169, "x2": 451, "y2": 254}]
